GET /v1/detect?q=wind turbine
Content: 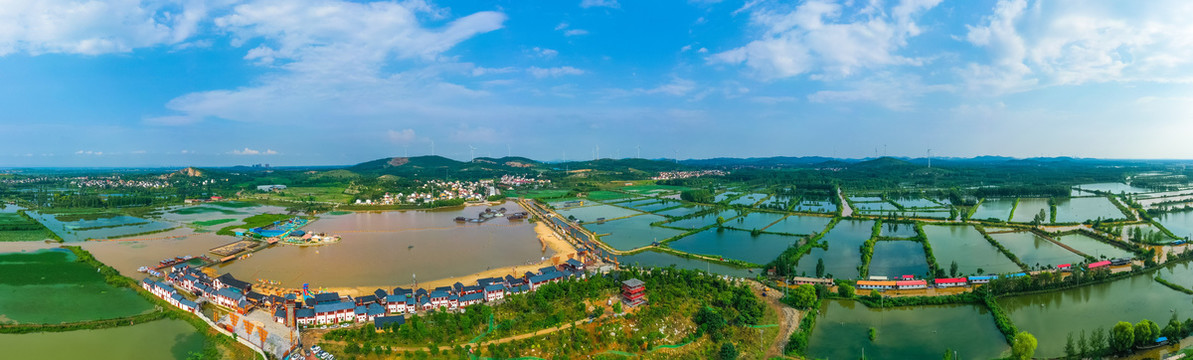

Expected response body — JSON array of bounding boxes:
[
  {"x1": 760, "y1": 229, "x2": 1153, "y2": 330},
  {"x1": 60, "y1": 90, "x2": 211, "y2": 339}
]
[
  {"x1": 430, "y1": 140, "x2": 435, "y2": 156},
  {"x1": 469, "y1": 145, "x2": 477, "y2": 161},
  {"x1": 927, "y1": 148, "x2": 933, "y2": 168},
  {"x1": 636, "y1": 145, "x2": 641, "y2": 159}
]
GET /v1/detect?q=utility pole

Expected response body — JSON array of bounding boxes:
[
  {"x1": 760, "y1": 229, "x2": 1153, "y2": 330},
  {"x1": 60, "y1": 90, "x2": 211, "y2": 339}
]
[{"x1": 636, "y1": 145, "x2": 641, "y2": 159}]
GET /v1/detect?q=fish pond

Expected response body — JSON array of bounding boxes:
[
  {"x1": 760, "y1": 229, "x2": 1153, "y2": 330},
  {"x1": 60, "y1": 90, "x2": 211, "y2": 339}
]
[
  {"x1": 0, "y1": 319, "x2": 205, "y2": 360},
  {"x1": 1010, "y1": 198, "x2": 1051, "y2": 223},
  {"x1": 923, "y1": 225, "x2": 1022, "y2": 275},
  {"x1": 890, "y1": 198, "x2": 942, "y2": 208},
  {"x1": 880, "y1": 222, "x2": 918, "y2": 238},
  {"x1": 729, "y1": 193, "x2": 768, "y2": 206},
  {"x1": 668, "y1": 228, "x2": 800, "y2": 265},
  {"x1": 654, "y1": 206, "x2": 708, "y2": 218},
  {"x1": 1054, "y1": 233, "x2": 1135, "y2": 260},
  {"x1": 0, "y1": 249, "x2": 154, "y2": 324},
  {"x1": 807, "y1": 299, "x2": 1009, "y2": 360},
  {"x1": 584, "y1": 215, "x2": 686, "y2": 250},
  {"x1": 1000, "y1": 274, "x2": 1193, "y2": 358},
  {"x1": 867, "y1": 241, "x2": 929, "y2": 277},
  {"x1": 793, "y1": 200, "x2": 836, "y2": 213},
  {"x1": 724, "y1": 212, "x2": 786, "y2": 231},
  {"x1": 990, "y1": 232, "x2": 1083, "y2": 268},
  {"x1": 555, "y1": 204, "x2": 642, "y2": 223},
  {"x1": 972, "y1": 198, "x2": 1015, "y2": 221},
  {"x1": 25, "y1": 211, "x2": 174, "y2": 242},
  {"x1": 1053, "y1": 197, "x2": 1126, "y2": 223},
  {"x1": 792, "y1": 220, "x2": 874, "y2": 279},
  {"x1": 616, "y1": 250, "x2": 757, "y2": 278},
  {"x1": 763, "y1": 215, "x2": 832, "y2": 236},
  {"x1": 663, "y1": 210, "x2": 743, "y2": 230},
  {"x1": 1073, "y1": 182, "x2": 1154, "y2": 194},
  {"x1": 1156, "y1": 210, "x2": 1193, "y2": 240}
]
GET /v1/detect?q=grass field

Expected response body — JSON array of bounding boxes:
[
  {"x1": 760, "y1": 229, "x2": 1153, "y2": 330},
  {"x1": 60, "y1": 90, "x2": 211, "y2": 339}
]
[
  {"x1": 586, "y1": 190, "x2": 632, "y2": 201},
  {"x1": 619, "y1": 184, "x2": 691, "y2": 193},
  {"x1": 0, "y1": 213, "x2": 29, "y2": 225},
  {"x1": 0, "y1": 229, "x2": 54, "y2": 242},
  {"x1": 504, "y1": 189, "x2": 571, "y2": 199},
  {"x1": 171, "y1": 206, "x2": 241, "y2": 215},
  {"x1": 253, "y1": 186, "x2": 353, "y2": 204},
  {"x1": 207, "y1": 201, "x2": 259, "y2": 209},
  {"x1": 192, "y1": 218, "x2": 236, "y2": 227},
  {"x1": 41, "y1": 210, "x2": 120, "y2": 222},
  {"x1": 215, "y1": 213, "x2": 299, "y2": 236}
]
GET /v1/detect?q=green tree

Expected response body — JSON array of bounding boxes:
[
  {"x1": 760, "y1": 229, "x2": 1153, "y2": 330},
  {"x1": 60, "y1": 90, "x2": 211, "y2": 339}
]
[
  {"x1": 716, "y1": 216, "x2": 725, "y2": 226},
  {"x1": 786, "y1": 285, "x2": 818, "y2": 309},
  {"x1": 815, "y1": 258, "x2": 825, "y2": 278},
  {"x1": 942, "y1": 348, "x2": 954, "y2": 360},
  {"x1": 1012, "y1": 331, "x2": 1037, "y2": 360},
  {"x1": 1111, "y1": 321, "x2": 1134, "y2": 354},
  {"x1": 1091, "y1": 327, "x2": 1106, "y2": 357},
  {"x1": 1135, "y1": 319, "x2": 1160, "y2": 347},
  {"x1": 1163, "y1": 313, "x2": 1183, "y2": 343},
  {"x1": 1064, "y1": 332, "x2": 1076, "y2": 360},
  {"x1": 868, "y1": 327, "x2": 877, "y2": 341},
  {"x1": 718, "y1": 342, "x2": 738, "y2": 360},
  {"x1": 837, "y1": 283, "x2": 855, "y2": 298},
  {"x1": 949, "y1": 260, "x2": 959, "y2": 278},
  {"x1": 1078, "y1": 330, "x2": 1089, "y2": 359}
]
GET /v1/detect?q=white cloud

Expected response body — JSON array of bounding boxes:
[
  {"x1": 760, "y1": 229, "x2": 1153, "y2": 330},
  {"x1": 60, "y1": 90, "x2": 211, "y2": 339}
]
[
  {"x1": 153, "y1": 0, "x2": 507, "y2": 125},
  {"x1": 74, "y1": 150, "x2": 103, "y2": 155},
  {"x1": 807, "y1": 73, "x2": 951, "y2": 110},
  {"x1": 962, "y1": 0, "x2": 1193, "y2": 93},
  {"x1": 471, "y1": 66, "x2": 516, "y2": 76},
  {"x1": 580, "y1": 0, "x2": 619, "y2": 9},
  {"x1": 564, "y1": 29, "x2": 589, "y2": 36},
  {"x1": 555, "y1": 22, "x2": 570, "y2": 31},
  {"x1": 387, "y1": 128, "x2": 417, "y2": 144},
  {"x1": 0, "y1": 0, "x2": 213, "y2": 56},
  {"x1": 528, "y1": 66, "x2": 585, "y2": 78},
  {"x1": 229, "y1": 148, "x2": 278, "y2": 155},
  {"x1": 710, "y1": 0, "x2": 940, "y2": 79},
  {"x1": 531, "y1": 47, "x2": 558, "y2": 58}
]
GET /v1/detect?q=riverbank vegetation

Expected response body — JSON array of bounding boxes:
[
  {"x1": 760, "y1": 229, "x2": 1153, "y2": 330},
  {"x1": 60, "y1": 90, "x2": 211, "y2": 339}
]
[{"x1": 320, "y1": 268, "x2": 773, "y2": 359}]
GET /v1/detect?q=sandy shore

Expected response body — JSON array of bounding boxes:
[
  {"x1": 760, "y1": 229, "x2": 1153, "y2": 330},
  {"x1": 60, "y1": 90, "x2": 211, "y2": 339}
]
[{"x1": 322, "y1": 222, "x2": 578, "y2": 297}]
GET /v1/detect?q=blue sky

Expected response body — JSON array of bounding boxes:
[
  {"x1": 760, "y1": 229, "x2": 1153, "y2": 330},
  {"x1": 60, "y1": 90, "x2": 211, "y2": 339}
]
[{"x1": 3, "y1": 0, "x2": 1193, "y2": 166}]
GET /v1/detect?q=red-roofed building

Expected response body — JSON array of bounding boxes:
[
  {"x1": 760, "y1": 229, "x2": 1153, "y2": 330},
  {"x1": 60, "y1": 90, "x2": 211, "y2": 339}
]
[
  {"x1": 895, "y1": 280, "x2": 927, "y2": 290},
  {"x1": 1057, "y1": 264, "x2": 1072, "y2": 271},
  {"x1": 934, "y1": 278, "x2": 967, "y2": 288},
  {"x1": 1088, "y1": 260, "x2": 1112, "y2": 269},
  {"x1": 901, "y1": 275, "x2": 915, "y2": 280}
]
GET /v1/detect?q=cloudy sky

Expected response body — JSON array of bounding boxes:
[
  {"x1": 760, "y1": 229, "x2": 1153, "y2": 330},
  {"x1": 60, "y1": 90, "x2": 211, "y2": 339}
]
[{"x1": 3, "y1": 0, "x2": 1193, "y2": 166}]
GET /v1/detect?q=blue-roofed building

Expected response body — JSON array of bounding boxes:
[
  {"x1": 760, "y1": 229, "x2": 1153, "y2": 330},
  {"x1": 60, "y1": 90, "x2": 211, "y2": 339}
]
[
  {"x1": 529, "y1": 271, "x2": 565, "y2": 290},
  {"x1": 385, "y1": 294, "x2": 409, "y2": 314},
  {"x1": 539, "y1": 266, "x2": 559, "y2": 274},
  {"x1": 295, "y1": 308, "x2": 316, "y2": 326},
  {"x1": 314, "y1": 301, "x2": 356, "y2": 324},
  {"x1": 374, "y1": 315, "x2": 405, "y2": 330},
  {"x1": 484, "y1": 284, "x2": 506, "y2": 302},
  {"x1": 459, "y1": 292, "x2": 485, "y2": 307},
  {"x1": 564, "y1": 258, "x2": 585, "y2": 271},
  {"x1": 373, "y1": 288, "x2": 388, "y2": 299}
]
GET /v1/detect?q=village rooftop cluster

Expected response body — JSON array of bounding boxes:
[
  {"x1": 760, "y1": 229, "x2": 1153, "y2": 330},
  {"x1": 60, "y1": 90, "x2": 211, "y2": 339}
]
[
  {"x1": 149, "y1": 258, "x2": 591, "y2": 334},
  {"x1": 354, "y1": 179, "x2": 500, "y2": 205},
  {"x1": 650, "y1": 169, "x2": 726, "y2": 181}
]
